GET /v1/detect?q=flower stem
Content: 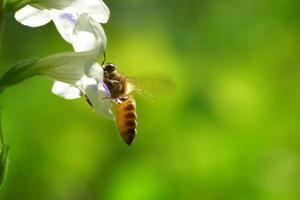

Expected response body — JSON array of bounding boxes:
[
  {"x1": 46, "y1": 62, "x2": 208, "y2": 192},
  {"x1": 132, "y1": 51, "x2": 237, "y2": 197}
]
[{"x1": 0, "y1": 108, "x2": 9, "y2": 190}]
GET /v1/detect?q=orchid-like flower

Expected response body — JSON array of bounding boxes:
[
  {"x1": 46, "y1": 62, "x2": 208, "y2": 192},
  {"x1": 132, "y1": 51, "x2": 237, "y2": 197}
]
[
  {"x1": 0, "y1": 49, "x2": 113, "y2": 119},
  {"x1": 0, "y1": 0, "x2": 114, "y2": 188},
  {"x1": 1, "y1": 11, "x2": 112, "y2": 118},
  {"x1": 14, "y1": 0, "x2": 109, "y2": 47},
  {"x1": 45, "y1": 13, "x2": 112, "y2": 118},
  {"x1": 40, "y1": 51, "x2": 113, "y2": 119},
  {"x1": 13, "y1": 1, "x2": 112, "y2": 118}
]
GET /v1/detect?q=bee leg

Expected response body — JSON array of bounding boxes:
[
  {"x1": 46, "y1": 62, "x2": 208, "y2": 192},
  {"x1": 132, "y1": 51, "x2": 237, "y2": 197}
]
[
  {"x1": 102, "y1": 96, "x2": 129, "y2": 104},
  {"x1": 102, "y1": 96, "x2": 112, "y2": 101},
  {"x1": 112, "y1": 96, "x2": 129, "y2": 104},
  {"x1": 117, "y1": 96, "x2": 129, "y2": 102},
  {"x1": 101, "y1": 96, "x2": 118, "y2": 104}
]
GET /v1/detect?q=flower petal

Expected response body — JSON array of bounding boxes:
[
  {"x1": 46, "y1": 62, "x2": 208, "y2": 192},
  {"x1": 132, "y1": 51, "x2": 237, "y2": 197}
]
[
  {"x1": 72, "y1": 14, "x2": 106, "y2": 53},
  {"x1": 88, "y1": 17, "x2": 107, "y2": 52},
  {"x1": 51, "y1": 81, "x2": 81, "y2": 99},
  {"x1": 84, "y1": 63, "x2": 103, "y2": 82},
  {"x1": 78, "y1": 75, "x2": 97, "y2": 88},
  {"x1": 15, "y1": 5, "x2": 51, "y2": 27},
  {"x1": 78, "y1": 74, "x2": 113, "y2": 119},
  {"x1": 71, "y1": 0, "x2": 110, "y2": 23},
  {"x1": 36, "y1": 51, "x2": 98, "y2": 84},
  {"x1": 51, "y1": 9, "x2": 79, "y2": 43},
  {"x1": 85, "y1": 83, "x2": 114, "y2": 119}
]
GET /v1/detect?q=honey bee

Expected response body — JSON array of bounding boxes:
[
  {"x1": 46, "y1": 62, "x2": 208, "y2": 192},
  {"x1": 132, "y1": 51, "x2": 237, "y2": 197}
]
[
  {"x1": 86, "y1": 62, "x2": 172, "y2": 145},
  {"x1": 102, "y1": 63, "x2": 137, "y2": 145}
]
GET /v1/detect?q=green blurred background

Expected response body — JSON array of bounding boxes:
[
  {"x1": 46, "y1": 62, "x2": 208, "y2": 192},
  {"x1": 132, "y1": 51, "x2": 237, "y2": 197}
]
[{"x1": 1, "y1": 0, "x2": 300, "y2": 199}]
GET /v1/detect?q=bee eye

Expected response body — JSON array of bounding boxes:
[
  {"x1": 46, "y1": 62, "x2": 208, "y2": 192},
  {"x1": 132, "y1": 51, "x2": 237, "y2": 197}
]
[{"x1": 104, "y1": 63, "x2": 116, "y2": 73}]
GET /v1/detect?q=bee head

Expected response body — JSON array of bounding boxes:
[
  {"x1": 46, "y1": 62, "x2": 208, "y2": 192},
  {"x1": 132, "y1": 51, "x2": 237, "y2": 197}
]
[{"x1": 103, "y1": 63, "x2": 116, "y2": 74}]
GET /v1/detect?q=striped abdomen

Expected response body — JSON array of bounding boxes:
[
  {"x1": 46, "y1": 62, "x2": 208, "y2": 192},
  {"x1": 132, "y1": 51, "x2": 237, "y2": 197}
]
[{"x1": 115, "y1": 96, "x2": 137, "y2": 145}]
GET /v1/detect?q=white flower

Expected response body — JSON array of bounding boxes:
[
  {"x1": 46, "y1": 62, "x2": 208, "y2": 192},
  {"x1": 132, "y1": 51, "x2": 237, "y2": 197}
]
[
  {"x1": 14, "y1": 9, "x2": 111, "y2": 118},
  {"x1": 15, "y1": 0, "x2": 109, "y2": 49},
  {"x1": 52, "y1": 64, "x2": 113, "y2": 119},
  {"x1": 13, "y1": 1, "x2": 112, "y2": 118},
  {"x1": 72, "y1": 13, "x2": 107, "y2": 53},
  {"x1": 0, "y1": 48, "x2": 112, "y2": 118},
  {"x1": 33, "y1": 50, "x2": 113, "y2": 119}
]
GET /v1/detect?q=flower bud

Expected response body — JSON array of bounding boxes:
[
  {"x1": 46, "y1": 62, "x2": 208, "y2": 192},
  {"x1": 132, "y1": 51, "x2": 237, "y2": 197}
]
[{"x1": 0, "y1": 58, "x2": 39, "y2": 93}]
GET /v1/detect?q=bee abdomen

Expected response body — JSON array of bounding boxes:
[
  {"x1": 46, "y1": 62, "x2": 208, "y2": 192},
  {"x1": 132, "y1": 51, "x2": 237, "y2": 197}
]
[{"x1": 115, "y1": 96, "x2": 137, "y2": 145}]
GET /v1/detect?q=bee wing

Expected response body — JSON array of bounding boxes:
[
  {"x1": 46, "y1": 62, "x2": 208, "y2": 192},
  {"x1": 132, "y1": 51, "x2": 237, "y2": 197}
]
[{"x1": 127, "y1": 77, "x2": 175, "y2": 101}]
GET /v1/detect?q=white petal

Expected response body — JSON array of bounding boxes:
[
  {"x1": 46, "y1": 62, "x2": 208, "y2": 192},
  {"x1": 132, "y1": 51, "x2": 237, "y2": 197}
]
[
  {"x1": 88, "y1": 17, "x2": 107, "y2": 52},
  {"x1": 78, "y1": 75, "x2": 113, "y2": 119},
  {"x1": 85, "y1": 63, "x2": 103, "y2": 81},
  {"x1": 78, "y1": 75, "x2": 97, "y2": 88},
  {"x1": 51, "y1": 9, "x2": 79, "y2": 43},
  {"x1": 85, "y1": 83, "x2": 114, "y2": 119},
  {"x1": 15, "y1": 5, "x2": 51, "y2": 27},
  {"x1": 51, "y1": 81, "x2": 81, "y2": 99},
  {"x1": 71, "y1": 0, "x2": 110, "y2": 23},
  {"x1": 72, "y1": 14, "x2": 106, "y2": 53},
  {"x1": 36, "y1": 51, "x2": 99, "y2": 84}
]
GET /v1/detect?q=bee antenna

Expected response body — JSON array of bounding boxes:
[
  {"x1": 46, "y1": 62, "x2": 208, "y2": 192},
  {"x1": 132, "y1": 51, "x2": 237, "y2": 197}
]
[{"x1": 101, "y1": 51, "x2": 106, "y2": 66}]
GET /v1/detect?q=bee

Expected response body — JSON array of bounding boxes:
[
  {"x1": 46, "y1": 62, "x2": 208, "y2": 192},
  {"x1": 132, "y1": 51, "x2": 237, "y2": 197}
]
[
  {"x1": 86, "y1": 62, "x2": 171, "y2": 145},
  {"x1": 102, "y1": 63, "x2": 137, "y2": 145}
]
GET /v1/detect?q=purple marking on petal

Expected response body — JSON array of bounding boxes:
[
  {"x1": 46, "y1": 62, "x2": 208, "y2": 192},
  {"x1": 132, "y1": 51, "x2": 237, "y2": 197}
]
[
  {"x1": 60, "y1": 13, "x2": 77, "y2": 23},
  {"x1": 103, "y1": 83, "x2": 111, "y2": 97}
]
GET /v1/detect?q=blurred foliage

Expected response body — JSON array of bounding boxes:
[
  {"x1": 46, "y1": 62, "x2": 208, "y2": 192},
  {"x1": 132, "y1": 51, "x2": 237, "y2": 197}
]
[{"x1": 0, "y1": 0, "x2": 300, "y2": 199}]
